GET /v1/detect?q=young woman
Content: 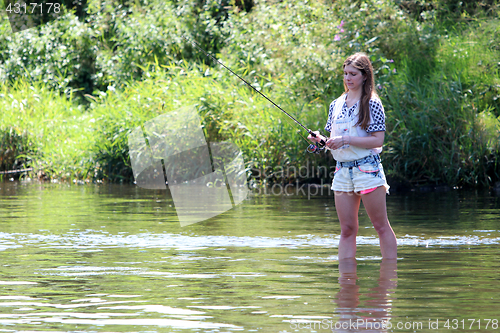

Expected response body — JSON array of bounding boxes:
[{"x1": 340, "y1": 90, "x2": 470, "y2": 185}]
[{"x1": 308, "y1": 53, "x2": 397, "y2": 260}]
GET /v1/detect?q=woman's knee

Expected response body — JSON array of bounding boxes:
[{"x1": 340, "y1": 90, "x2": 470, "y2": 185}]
[
  {"x1": 372, "y1": 219, "x2": 391, "y2": 235},
  {"x1": 341, "y1": 223, "x2": 359, "y2": 238}
]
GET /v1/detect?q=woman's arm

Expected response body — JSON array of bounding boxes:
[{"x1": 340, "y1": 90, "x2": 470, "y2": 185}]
[{"x1": 326, "y1": 131, "x2": 384, "y2": 150}]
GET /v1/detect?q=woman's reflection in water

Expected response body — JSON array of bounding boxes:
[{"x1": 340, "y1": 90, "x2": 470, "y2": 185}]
[{"x1": 333, "y1": 259, "x2": 397, "y2": 333}]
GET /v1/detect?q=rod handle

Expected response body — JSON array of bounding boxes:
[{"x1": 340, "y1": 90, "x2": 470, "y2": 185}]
[{"x1": 308, "y1": 130, "x2": 327, "y2": 148}]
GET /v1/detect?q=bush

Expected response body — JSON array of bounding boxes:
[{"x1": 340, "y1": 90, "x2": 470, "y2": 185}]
[
  {"x1": 0, "y1": 14, "x2": 97, "y2": 98},
  {"x1": 0, "y1": 0, "x2": 247, "y2": 98}
]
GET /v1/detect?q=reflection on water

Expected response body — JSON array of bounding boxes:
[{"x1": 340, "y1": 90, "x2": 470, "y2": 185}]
[
  {"x1": 334, "y1": 259, "x2": 397, "y2": 333},
  {"x1": 0, "y1": 182, "x2": 499, "y2": 331}
]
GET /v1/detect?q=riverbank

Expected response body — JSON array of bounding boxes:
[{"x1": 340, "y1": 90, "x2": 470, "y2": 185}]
[{"x1": 0, "y1": 0, "x2": 499, "y2": 188}]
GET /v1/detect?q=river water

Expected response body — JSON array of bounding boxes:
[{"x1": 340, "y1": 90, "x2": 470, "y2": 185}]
[{"x1": 0, "y1": 182, "x2": 499, "y2": 332}]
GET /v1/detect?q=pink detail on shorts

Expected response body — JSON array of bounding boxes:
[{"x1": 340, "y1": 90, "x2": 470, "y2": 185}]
[{"x1": 360, "y1": 187, "x2": 377, "y2": 195}]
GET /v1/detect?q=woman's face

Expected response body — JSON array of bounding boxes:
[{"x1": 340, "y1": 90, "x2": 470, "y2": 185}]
[{"x1": 343, "y1": 64, "x2": 365, "y2": 92}]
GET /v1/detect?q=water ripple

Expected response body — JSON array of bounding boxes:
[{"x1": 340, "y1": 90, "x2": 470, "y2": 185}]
[{"x1": 0, "y1": 231, "x2": 499, "y2": 251}]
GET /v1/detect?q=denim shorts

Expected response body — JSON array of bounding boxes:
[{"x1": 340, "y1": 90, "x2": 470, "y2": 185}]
[{"x1": 332, "y1": 155, "x2": 390, "y2": 193}]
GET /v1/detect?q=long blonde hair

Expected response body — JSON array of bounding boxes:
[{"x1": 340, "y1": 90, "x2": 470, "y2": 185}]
[{"x1": 343, "y1": 53, "x2": 377, "y2": 130}]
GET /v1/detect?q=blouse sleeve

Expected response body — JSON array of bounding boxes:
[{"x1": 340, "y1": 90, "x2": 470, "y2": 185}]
[
  {"x1": 324, "y1": 99, "x2": 336, "y2": 133},
  {"x1": 366, "y1": 98, "x2": 386, "y2": 133}
]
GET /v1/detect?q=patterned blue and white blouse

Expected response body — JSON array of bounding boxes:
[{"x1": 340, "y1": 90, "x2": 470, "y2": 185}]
[{"x1": 324, "y1": 97, "x2": 386, "y2": 133}]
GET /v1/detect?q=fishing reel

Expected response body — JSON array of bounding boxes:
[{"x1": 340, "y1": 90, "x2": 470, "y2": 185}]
[
  {"x1": 306, "y1": 131, "x2": 328, "y2": 154},
  {"x1": 306, "y1": 143, "x2": 326, "y2": 154}
]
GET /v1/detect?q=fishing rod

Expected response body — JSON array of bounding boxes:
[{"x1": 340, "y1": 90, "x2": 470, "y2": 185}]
[{"x1": 182, "y1": 35, "x2": 327, "y2": 154}]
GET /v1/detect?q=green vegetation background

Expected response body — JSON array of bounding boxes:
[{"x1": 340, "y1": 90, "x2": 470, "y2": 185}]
[{"x1": 0, "y1": 0, "x2": 499, "y2": 189}]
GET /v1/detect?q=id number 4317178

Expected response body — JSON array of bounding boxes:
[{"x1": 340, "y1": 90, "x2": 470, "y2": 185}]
[
  {"x1": 5, "y1": 2, "x2": 61, "y2": 14},
  {"x1": 443, "y1": 319, "x2": 498, "y2": 330}
]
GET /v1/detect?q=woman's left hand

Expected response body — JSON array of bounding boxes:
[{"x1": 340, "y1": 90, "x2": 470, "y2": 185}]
[{"x1": 326, "y1": 136, "x2": 346, "y2": 150}]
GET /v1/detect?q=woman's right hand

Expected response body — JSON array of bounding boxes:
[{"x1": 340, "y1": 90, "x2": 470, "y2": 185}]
[{"x1": 307, "y1": 131, "x2": 326, "y2": 143}]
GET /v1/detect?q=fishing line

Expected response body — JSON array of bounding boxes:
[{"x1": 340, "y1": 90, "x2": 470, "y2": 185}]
[{"x1": 182, "y1": 36, "x2": 327, "y2": 154}]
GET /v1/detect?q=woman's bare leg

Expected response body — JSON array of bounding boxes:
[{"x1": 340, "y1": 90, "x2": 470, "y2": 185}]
[
  {"x1": 335, "y1": 191, "x2": 361, "y2": 260},
  {"x1": 361, "y1": 186, "x2": 397, "y2": 259}
]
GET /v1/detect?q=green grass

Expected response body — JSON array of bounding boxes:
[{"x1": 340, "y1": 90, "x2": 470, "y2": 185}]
[
  {"x1": 0, "y1": 80, "x2": 91, "y2": 179},
  {"x1": 85, "y1": 62, "x2": 333, "y2": 184}
]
